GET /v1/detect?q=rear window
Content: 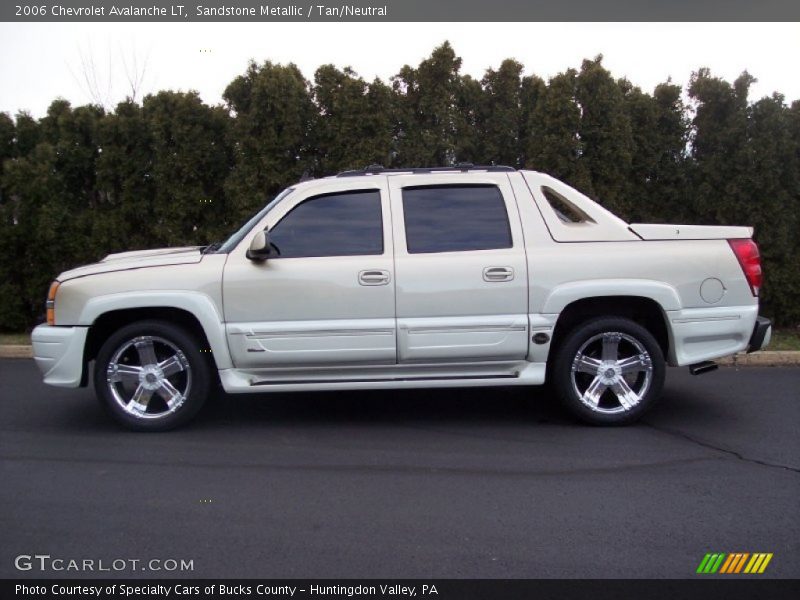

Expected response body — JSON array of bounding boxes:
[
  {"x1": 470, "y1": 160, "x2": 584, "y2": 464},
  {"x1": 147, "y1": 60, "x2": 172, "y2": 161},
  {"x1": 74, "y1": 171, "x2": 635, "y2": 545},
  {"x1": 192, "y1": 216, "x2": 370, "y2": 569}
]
[{"x1": 402, "y1": 184, "x2": 513, "y2": 254}]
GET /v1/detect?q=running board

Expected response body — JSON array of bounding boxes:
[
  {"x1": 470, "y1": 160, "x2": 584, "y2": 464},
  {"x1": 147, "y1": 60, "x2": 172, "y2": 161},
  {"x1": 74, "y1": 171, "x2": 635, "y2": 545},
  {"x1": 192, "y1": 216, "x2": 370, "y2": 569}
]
[
  {"x1": 218, "y1": 362, "x2": 546, "y2": 393},
  {"x1": 250, "y1": 373, "x2": 518, "y2": 386}
]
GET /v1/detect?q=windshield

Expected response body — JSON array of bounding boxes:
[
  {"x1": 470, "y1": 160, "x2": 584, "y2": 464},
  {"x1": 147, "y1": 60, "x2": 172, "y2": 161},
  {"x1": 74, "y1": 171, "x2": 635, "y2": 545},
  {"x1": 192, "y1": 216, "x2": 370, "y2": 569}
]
[{"x1": 216, "y1": 188, "x2": 294, "y2": 254}]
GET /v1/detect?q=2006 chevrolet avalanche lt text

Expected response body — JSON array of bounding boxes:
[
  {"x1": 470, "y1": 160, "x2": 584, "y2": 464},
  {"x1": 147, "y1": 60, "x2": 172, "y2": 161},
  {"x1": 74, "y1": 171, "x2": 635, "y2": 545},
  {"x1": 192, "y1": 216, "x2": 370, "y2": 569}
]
[{"x1": 31, "y1": 166, "x2": 772, "y2": 430}]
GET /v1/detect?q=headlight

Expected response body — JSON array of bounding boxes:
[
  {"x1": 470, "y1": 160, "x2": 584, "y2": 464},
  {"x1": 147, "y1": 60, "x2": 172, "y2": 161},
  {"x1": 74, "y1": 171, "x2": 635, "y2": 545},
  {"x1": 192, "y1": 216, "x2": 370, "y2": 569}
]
[{"x1": 46, "y1": 281, "x2": 60, "y2": 325}]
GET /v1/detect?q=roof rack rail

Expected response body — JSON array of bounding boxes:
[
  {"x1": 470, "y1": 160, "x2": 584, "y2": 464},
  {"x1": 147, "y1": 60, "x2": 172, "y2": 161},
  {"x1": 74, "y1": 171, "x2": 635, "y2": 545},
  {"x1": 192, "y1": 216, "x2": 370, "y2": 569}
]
[{"x1": 336, "y1": 163, "x2": 516, "y2": 177}]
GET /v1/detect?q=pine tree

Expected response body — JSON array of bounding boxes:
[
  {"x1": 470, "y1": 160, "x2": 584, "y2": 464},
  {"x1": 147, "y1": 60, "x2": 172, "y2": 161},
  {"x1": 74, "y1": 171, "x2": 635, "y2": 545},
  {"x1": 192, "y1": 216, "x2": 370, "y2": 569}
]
[
  {"x1": 312, "y1": 66, "x2": 393, "y2": 174},
  {"x1": 526, "y1": 69, "x2": 592, "y2": 194},
  {"x1": 480, "y1": 59, "x2": 525, "y2": 166},
  {"x1": 0, "y1": 46, "x2": 798, "y2": 330},
  {"x1": 94, "y1": 99, "x2": 156, "y2": 252},
  {"x1": 620, "y1": 79, "x2": 689, "y2": 222},
  {"x1": 143, "y1": 91, "x2": 232, "y2": 245},
  {"x1": 575, "y1": 56, "x2": 633, "y2": 216},
  {"x1": 452, "y1": 74, "x2": 483, "y2": 164},
  {"x1": 224, "y1": 61, "x2": 315, "y2": 221},
  {"x1": 392, "y1": 42, "x2": 467, "y2": 166},
  {"x1": 519, "y1": 74, "x2": 546, "y2": 168},
  {"x1": 0, "y1": 113, "x2": 25, "y2": 329}
]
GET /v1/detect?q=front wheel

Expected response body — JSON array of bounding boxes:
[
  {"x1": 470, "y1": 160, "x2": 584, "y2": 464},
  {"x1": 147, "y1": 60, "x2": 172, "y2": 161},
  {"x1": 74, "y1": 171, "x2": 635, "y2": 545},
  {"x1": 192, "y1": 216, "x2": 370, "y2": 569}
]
[
  {"x1": 551, "y1": 317, "x2": 665, "y2": 425},
  {"x1": 93, "y1": 320, "x2": 211, "y2": 431}
]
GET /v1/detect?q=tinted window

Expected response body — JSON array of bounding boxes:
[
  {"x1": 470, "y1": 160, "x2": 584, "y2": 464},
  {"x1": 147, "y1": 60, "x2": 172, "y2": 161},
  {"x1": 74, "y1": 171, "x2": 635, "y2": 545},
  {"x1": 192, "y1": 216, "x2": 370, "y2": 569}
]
[
  {"x1": 541, "y1": 186, "x2": 595, "y2": 224},
  {"x1": 402, "y1": 185, "x2": 512, "y2": 253},
  {"x1": 270, "y1": 190, "x2": 383, "y2": 258}
]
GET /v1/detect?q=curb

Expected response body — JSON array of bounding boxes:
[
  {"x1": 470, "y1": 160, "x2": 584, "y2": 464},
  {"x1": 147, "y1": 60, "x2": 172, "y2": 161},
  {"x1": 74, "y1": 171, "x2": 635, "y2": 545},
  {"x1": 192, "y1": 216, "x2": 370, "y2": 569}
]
[
  {"x1": 0, "y1": 345, "x2": 33, "y2": 359},
  {"x1": 716, "y1": 351, "x2": 800, "y2": 367},
  {"x1": 1, "y1": 345, "x2": 798, "y2": 365}
]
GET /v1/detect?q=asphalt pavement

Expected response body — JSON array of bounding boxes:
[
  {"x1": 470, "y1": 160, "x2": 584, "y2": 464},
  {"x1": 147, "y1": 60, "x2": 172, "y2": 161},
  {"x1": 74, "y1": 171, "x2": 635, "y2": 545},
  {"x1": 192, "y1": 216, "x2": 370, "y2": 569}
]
[{"x1": 1, "y1": 359, "x2": 798, "y2": 579}]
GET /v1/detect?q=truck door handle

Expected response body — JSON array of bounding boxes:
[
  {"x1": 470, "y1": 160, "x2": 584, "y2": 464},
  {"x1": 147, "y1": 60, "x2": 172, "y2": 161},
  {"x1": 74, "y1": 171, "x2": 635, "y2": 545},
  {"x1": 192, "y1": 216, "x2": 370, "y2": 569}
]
[
  {"x1": 359, "y1": 270, "x2": 391, "y2": 286},
  {"x1": 483, "y1": 266, "x2": 514, "y2": 282}
]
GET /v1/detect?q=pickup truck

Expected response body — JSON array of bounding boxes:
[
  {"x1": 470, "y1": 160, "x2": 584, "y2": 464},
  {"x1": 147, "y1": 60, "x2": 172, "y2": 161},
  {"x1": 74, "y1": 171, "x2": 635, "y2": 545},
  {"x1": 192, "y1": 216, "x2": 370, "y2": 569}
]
[{"x1": 31, "y1": 165, "x2": 772, "y2": 430}]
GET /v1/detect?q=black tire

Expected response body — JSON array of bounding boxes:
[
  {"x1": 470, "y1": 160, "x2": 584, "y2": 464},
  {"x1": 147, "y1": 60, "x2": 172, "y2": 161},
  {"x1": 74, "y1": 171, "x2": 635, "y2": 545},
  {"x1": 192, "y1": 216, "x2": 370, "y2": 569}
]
[
  {"x1": 93, "y1": 320, "x2": 211, "y2": 431},
  {"x1": 551, "y1": 317, "x2": 665, "y2": 425}
]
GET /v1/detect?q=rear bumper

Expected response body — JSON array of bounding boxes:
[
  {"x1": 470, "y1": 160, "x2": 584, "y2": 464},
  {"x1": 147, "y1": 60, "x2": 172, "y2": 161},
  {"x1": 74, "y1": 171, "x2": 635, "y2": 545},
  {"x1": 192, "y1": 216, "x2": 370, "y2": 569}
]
[
  {"x1": 747, "y1": 316, "x2": 772, "y2": 353},
  {"x1": 667, "y1": 305, "x2": 760, "y2": 366},
  {"x1": 31, "y1": 324, "x2": 88, "y2": 387}
]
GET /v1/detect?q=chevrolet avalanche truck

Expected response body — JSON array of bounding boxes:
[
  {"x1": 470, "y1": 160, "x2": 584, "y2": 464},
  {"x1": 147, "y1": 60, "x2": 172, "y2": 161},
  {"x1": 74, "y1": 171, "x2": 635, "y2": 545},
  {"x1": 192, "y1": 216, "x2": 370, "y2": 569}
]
[{"x1": 31, "y1": 165, "x2": 772, "y2": 430}]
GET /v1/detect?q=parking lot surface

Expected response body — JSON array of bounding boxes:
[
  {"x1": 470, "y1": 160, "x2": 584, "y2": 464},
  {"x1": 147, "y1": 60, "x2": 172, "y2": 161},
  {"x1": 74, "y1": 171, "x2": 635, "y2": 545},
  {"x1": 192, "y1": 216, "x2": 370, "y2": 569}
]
[{"x1": 1, "y1": 360, "x2": 798, "y2": 578}]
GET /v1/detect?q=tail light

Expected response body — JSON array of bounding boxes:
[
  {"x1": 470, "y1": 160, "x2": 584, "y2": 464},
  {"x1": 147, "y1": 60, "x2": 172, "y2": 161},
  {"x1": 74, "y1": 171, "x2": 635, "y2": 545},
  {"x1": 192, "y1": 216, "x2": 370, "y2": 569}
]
[
  {"x1": 728, "y1": 239, "x2": 762, "y2": 296},
  {"x1": 46, "y1": 281, "x2": 60, "y2": 325}
]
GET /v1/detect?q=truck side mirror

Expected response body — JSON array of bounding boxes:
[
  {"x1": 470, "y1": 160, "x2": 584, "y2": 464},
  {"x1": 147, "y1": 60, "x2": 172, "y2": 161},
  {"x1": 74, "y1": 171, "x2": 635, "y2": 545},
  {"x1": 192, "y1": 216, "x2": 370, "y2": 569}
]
[{"x1": 246, "y1": 229, "x2": 276, "y2": 261}]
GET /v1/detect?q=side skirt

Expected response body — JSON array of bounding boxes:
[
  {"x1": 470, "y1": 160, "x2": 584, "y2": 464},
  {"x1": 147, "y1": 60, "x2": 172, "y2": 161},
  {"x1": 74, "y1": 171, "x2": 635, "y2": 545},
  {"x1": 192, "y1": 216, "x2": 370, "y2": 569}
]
[{"x1": 218, "y1": 361, "x2": 546, "y2": 393}]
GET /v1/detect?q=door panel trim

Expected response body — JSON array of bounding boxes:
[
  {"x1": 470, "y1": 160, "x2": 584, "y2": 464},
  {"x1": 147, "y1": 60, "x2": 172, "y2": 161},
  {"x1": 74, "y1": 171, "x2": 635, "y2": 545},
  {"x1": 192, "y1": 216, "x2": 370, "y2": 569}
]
[
  {"x1": 397, "y1": 314, "x2": 529, "y2": 362},
  {"x1": 227, "y1": 319, "x2": 396, "y2": 367}
]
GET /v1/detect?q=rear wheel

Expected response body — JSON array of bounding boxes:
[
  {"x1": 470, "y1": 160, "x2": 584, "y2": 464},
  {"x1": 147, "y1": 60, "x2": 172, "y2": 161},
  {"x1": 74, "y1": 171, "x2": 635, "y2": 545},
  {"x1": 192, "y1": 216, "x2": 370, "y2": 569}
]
[
  {"x1": 93, "y1": 320, "x2": 210, "y2": 431},
  {"x1": 552, "y1": 317, "x2": 665, "y2": 425}
]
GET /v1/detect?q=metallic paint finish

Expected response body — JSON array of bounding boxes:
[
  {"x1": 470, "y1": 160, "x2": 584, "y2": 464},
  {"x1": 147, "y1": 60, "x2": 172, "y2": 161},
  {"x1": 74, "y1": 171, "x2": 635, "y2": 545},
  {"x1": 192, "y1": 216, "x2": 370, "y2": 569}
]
[{"x1": 32, "y1": 170, "x2": 763, "y2": 393}]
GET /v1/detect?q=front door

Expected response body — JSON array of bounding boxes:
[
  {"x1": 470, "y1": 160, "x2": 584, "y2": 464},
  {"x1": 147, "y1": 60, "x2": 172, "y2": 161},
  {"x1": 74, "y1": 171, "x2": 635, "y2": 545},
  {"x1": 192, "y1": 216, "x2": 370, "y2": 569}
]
[
  {"x1": 222, "y1": 179, "x2": 396, "y2": 369},
  {"x1": 387, "y1": 173, "x2": 529, "y2": 363}
]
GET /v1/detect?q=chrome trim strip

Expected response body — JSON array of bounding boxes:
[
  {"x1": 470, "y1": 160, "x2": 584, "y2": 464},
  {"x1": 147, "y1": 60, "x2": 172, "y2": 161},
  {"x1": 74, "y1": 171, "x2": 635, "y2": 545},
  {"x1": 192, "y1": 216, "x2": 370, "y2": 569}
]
[
  {"x1": 407, "y1": 325, "x2": 527, "y2": 334},
  {"x1": 671, "y1": 315, "x2": 741, "y2": 324},
  {"x1": 244, "y1": 329, "x2": 395, "y2": 339}
]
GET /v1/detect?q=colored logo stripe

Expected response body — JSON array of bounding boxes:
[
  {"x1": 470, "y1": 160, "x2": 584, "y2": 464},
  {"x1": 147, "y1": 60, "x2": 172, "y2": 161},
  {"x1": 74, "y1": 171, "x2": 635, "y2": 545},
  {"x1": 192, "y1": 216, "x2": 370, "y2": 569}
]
[
  {"x1": 719, "y1": 553, "x2": 748, "y2": 573},
  {"x1": 719, "y1": 554, "x2": 736, "y2": 573},
  {"x1": 697, "y1": 553, "x2": 726, "y2": 573},
  {"x1": 697, "y1": 552, "x2": 773, "y2": 574},
  {"x1": 744, "y1": 553, "x2": 773, "y2": 574}
]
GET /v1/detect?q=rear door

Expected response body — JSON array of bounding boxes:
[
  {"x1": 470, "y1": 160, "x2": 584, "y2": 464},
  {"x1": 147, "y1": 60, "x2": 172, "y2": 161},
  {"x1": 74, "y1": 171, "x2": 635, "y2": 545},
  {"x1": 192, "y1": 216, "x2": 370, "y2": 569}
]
[{"x1": 387, "y1": 174, "x2": 529, "y2": 362}]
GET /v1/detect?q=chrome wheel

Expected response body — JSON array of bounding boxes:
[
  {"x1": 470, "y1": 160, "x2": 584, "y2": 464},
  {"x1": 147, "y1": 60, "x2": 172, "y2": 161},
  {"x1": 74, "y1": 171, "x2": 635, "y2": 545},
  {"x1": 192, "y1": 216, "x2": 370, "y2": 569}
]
[
  {"x1": 570, "y1": 331, "x2": 653, "y2": 415},
  {"x1": 106, "y1": 335, "x2": 192, "y2": 420}
]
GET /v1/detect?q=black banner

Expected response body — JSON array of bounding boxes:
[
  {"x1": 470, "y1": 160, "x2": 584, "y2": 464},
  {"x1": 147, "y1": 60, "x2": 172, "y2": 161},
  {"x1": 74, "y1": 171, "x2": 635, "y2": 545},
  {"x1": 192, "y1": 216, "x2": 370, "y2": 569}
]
[
  {"x1": 3, "y1": 580, "x2": 800, "y2": 600},
  {"x1": 3, "y1": 0, "x2": 800, "y2": 22}
]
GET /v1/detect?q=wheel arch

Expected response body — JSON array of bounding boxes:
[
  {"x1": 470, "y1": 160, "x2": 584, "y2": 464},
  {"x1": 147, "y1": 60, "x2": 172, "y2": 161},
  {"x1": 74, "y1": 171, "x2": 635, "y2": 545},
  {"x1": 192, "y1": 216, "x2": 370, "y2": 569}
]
[
  {"x1": 549, "y1": 295, "x2": 671, "y2": 365},
  {"x1": 81, "y1": 293, "x2": 232, "y2": 382}
]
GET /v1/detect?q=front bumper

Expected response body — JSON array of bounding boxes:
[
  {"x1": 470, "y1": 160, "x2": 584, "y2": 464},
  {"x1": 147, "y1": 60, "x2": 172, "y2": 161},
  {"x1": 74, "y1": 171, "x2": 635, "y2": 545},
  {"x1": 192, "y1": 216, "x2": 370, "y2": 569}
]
[
  {"x1": 31, "y1": 324, "x2": 88, "y2": 387},
  {"x1": 747, "y1": 316, "x2": 772, "y2": 353}
]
